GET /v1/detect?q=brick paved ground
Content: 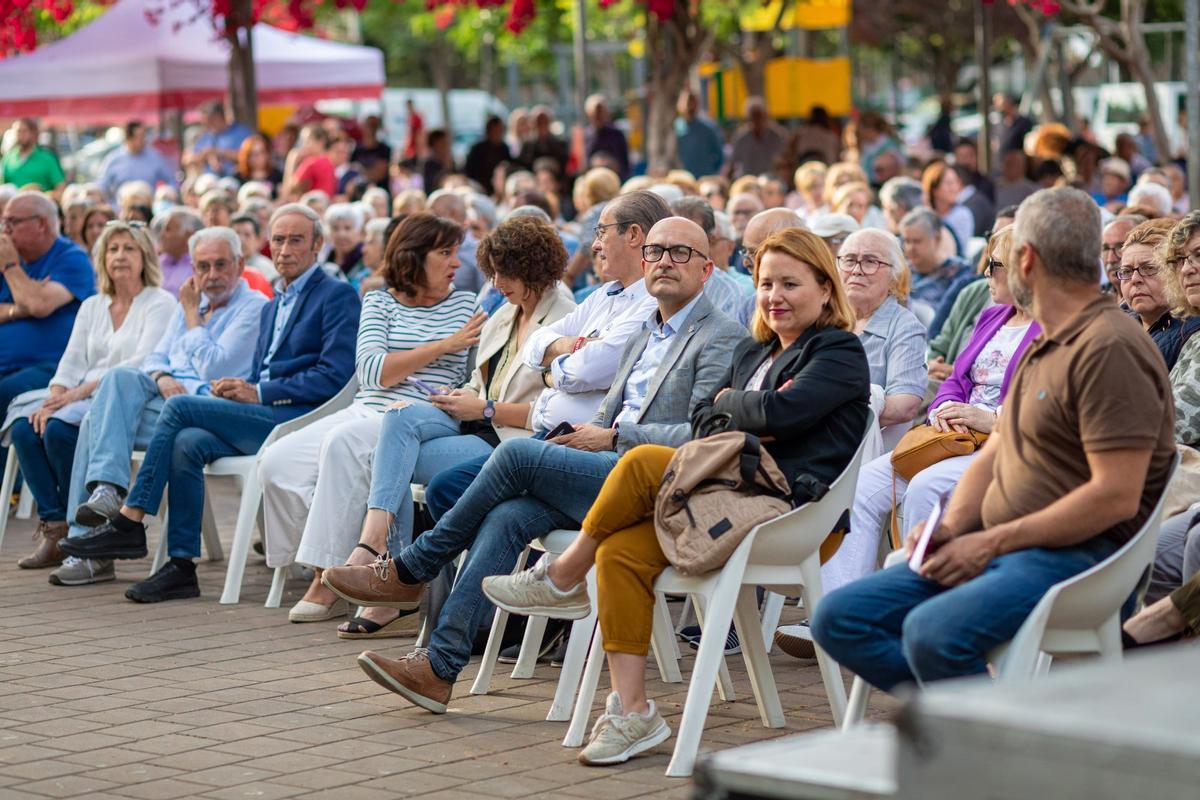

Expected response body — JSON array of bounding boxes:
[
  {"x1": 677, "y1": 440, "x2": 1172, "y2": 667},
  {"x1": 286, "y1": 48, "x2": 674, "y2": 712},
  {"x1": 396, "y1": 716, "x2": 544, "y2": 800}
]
[{"x1": 0, "y1": 479, "x2": 896, "y2": 799}]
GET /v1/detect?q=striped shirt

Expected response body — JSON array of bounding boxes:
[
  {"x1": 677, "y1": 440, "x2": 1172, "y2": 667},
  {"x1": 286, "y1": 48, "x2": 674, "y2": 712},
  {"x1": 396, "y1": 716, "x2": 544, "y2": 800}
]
[{"x1": 354, "y1": 289, "x2": 477, "y2": 411}]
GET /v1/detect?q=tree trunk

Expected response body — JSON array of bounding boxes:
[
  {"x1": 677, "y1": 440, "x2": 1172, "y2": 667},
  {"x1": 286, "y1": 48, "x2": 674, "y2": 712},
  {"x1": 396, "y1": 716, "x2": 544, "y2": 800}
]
[
  {"x1": 225, "y1": 0, "x2": 257, "y2": 128},
  {"x1": 644, "y1": 1, "x2": 714, "y2": 174},
  {"x1": 739, "y1": 30, "x2": 770, "y2": 100},
  {"x1": 1122, "y1": 0, "x2": 1171, "y2": 161}
]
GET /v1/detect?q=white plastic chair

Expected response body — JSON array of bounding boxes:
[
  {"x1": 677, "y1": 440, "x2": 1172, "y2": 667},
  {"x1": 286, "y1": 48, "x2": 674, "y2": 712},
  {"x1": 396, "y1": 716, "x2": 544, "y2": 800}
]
[
  {"x1": 842, "y1": 453, "x2": 1178, "y2": 727},
  {"x1": 0, "y1": 446, "x2": 24, "y2": 552},
  {"x1": 469, "y1": 529, "x2": 683, "y2": 722},
  {"x1": 566, "y1": 422, "x2": 873, "y2": 778}
]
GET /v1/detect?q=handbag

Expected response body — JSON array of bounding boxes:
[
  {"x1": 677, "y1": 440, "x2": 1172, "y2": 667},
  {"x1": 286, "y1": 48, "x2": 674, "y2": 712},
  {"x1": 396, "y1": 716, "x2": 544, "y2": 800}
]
[
  {"x1": 887, "y1": 424, "x2": 988, "y2": 547},
  {"x1": 654, "y1": 431, "x2": 793, "y2": 576}
]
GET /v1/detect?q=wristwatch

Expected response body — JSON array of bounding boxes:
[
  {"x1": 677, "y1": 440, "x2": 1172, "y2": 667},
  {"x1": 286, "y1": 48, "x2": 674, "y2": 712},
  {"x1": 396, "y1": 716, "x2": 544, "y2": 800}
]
[
  {"x1": 151, "y1": 370, "x2": 172, "y2": 382},
  {"x1": 483, "y1": 400, "x2": 496, "y2": 421}
]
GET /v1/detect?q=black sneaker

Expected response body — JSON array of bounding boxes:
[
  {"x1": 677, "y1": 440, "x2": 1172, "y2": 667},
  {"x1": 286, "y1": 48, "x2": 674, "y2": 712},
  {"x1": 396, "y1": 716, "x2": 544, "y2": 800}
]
[
  {"x1": 497, "y1": 619, "x2": 568, "y2": 664},
  {"x1": 549, "y1": 629, "x2": 572, "y2": 667},
  {"x1": 125, "y1": 562, "x2": 200, "y2": 603},
  {"x1": 58, "y1": 519, "x2": 147, "y2": 560},
  {"x1": 678, "y1": 624, "x2": 741, "y2": 656}
]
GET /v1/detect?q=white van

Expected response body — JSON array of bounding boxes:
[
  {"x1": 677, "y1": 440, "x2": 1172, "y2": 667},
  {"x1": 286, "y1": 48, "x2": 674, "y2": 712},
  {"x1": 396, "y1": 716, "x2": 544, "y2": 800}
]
[{"x1": 1091, "y1": 81, "x2": 1185, "y2": 155}]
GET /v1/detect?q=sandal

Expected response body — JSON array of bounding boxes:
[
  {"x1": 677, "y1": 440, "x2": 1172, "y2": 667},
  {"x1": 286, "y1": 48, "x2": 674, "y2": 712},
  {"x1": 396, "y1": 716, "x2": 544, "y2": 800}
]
[{"x1": 337, "y1": 607, "x2": 421, "y2": 640}]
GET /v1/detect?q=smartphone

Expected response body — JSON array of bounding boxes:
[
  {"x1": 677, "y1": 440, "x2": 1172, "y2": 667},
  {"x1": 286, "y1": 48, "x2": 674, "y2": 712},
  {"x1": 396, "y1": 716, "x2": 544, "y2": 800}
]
[
  {"x1": 406, "y1": 377, "x2": 444, "y2": 395},
  {"x1": 547, "y1": 421, "x2": 576, "y2": 439},
  {"x1": 908, "y1": 495, "x2": 946, "y2": 572}
]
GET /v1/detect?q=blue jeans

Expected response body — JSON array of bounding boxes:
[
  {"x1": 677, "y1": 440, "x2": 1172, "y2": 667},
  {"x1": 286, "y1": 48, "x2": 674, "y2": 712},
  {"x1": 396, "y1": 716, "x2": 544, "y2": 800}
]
[
  {"x1": 396, "y1": 436, "x2": 619, "y2": 681},
  {"x1": 0, "y1": 361, "x2": 56, "y2": 468},
  {"x1": 8, "y1": 418, "x2": 79, "y2": 522},
  {"x1": 810, "y1": 536, "x2": 1122, "y2": 692},
  {"x1": 125, "y1": 395, "x2": 277, "y2": 559},
  {"x1": 424, "y1": 455, "x2": 490, "y2": 522},
  {"x1": 366, "y1": 403, "x2": 495, "y2": 551},
  {"x1": 66, "y1": 367, "x2": 165, "y2": 538}
]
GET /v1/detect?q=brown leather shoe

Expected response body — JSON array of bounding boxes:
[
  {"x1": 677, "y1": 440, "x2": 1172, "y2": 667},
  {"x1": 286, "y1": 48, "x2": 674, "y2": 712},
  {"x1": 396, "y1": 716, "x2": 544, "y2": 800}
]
[
  {"x1": 18, "y1": 521, "x2": 68, "y2": 569},
  {"x1": 357, "y1": 649, "x2": 451, "y2": 713},
  {"x1": 321, "y1": 558, "x2": 424, "y2": 609}
]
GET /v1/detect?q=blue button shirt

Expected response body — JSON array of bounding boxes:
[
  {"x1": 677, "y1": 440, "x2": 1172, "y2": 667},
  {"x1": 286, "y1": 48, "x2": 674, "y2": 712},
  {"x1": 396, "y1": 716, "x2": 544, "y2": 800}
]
[
  {"x1": 193, "y1": 123, "x2": 252, "y2": 176},
  {"x1": 260, "y1": 262, "x2": 319, "y2": 382},
  {"x1": 97, "y1": 146, "x2": 176, "y2": 202},
  {"x1": 0, "y1": 237, "x2": 95, "y2": 373},
  {"x1": 142, "y1": 280, "x2": 267, "y2": 394},
  {"x1": 615, "y1": 293, "x2": 704, "y2": 424}
]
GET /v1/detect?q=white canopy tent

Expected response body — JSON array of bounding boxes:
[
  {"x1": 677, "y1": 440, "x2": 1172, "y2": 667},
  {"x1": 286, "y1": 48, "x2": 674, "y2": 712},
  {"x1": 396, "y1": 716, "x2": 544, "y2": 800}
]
[{"x1": 0, "y1": 0, "x2": 384, "y2": 122}]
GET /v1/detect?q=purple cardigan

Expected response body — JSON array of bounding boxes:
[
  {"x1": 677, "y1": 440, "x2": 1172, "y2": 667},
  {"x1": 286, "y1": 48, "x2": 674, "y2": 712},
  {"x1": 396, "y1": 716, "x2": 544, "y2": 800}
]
[{"x1": 930, "y1": 303, "x2": 1041, "y2": 416}]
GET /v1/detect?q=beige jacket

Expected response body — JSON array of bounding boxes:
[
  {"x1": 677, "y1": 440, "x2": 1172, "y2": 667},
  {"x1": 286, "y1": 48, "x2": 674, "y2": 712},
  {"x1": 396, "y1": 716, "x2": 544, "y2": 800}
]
[{"x1": 463, "y1": 283, "x2": 576, "y2": 441}]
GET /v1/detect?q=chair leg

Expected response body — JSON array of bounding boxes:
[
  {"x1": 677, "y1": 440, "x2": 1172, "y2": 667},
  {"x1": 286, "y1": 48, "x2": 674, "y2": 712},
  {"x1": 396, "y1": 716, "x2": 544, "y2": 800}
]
[
  {"x1": 200, "y1": 490, "x2": 223, "y2": 562},
  {"x1": 15, "y1": 483, "x2": 34, "y2": 520},
  {"x1": 469, "y1": 547, "x2": 530, "y2": 696},
  {"x1": 693, "y1": 594, "x2": 735, "y2": 702},
  {"x1": 842, "y1": 676, "x2": 872, "y2": 729},
  {"x1": 0, "y1": 447, "x2": 19, "y2": 552},
  {"x1": 800, "y1": 557, "x2": 848, "y2": 725},
  {"x1": 149, "y1": 511, "x2": 169, "y2": 575},
  {"x1": 547, "y1": 614, "x2": 596, "y2": 721},
  {"x1": 512, "y1": 615, "x2": 548, "y2": 680},
  {"x1": 564, "y1": 621, "x2": 605, "y2": 748},
  {"x1": 759, "y1": 591, "x2": 785, "y2": 653},
  {"x1": 734, "y1": 587, "x2": 785, "y2": 728},
  {"x1": 265, "y1": 565, "x2": 288, "y2": 608},
  {"x1": 651, "y1": 593, "x2": 683, "y2": 683},
  {"x1": 665, "y1": 577, "x2": 741, "y2": 778},
  {"x1": 219, "y1": 472, "x2": 261, "y2": 604},
  {"x1": 1097, "y1": 613, "x2": 1124, "y2": 662}
]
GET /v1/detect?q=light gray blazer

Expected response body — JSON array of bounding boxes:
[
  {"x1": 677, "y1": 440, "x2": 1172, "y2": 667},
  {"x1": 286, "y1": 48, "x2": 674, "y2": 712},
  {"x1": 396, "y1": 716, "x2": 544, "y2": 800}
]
[{"x1": 593, "y1": 292, "x2": 749, "y2": 453}]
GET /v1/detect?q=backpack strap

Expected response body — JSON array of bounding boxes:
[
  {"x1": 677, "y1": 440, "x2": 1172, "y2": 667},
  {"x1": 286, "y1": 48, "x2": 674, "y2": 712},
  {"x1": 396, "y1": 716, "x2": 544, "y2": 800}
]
[{"x1": 738, "y1": 435, "x2": 763, "y2": 487}]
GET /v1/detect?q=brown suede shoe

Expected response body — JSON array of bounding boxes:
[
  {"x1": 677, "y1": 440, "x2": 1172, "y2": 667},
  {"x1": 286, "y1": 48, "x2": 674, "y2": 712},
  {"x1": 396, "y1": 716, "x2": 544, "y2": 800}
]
[
  {"x1": 357, "y1": 649, "x2": 451, "y2": 713},
  {"x1": 18, "y1": 521, "x2": 68, "y2": 569},
  {"x1": 321, "y1": 558, "x2": 424, "y2": 609}
]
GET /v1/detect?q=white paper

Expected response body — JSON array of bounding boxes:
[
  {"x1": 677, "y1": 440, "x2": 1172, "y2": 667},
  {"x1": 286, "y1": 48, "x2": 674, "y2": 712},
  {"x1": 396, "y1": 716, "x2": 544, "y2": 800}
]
[{"x1": 908, "y1": 495, "x2": 945, "y2": 572}]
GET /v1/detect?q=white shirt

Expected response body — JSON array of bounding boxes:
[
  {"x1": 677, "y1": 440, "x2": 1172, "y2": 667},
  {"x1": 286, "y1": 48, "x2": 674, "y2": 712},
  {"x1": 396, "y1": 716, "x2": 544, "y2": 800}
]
[
  {"x1": 50, "y1": 286, "x2": 177, "y2": 389},
  {"x1": 614, "y1": 293, "x2": 703, "y2": 425},
  {"x1": 524, "y1": 278, "x2": 656, "y2": 431}
]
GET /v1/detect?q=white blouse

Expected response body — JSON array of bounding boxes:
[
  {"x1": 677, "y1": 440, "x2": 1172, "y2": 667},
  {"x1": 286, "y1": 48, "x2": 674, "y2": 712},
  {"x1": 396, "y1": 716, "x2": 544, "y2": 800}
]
[{"x1": 51, "y1": 286, "x2": 178, "y2": 389}]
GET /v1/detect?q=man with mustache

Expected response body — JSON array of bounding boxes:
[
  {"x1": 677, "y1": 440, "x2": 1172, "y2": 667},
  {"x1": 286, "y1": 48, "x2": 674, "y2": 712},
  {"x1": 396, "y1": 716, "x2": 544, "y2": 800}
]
[
  {"x1": 321, "y1": 216, "x2": 748, "y2": 714},
  {"x1": 60, "y1": 207, "x2": 361, "y2": 601}
]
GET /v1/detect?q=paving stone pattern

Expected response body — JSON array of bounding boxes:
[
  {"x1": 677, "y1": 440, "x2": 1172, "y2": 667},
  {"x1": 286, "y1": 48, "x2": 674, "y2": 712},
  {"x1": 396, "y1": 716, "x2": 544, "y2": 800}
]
[{"x1": 0, "y1": 480, "x2": 896, "y2": 799}]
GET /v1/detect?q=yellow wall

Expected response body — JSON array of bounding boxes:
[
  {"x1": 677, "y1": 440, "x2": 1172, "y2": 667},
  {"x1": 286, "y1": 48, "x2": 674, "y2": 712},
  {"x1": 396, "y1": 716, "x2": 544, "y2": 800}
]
[
  {"x1": 741, "y1": 0, "x2": 851, "y2": 32},
  {"x1": 700, "y1": 57, "x2": 851, "y2": 120}
]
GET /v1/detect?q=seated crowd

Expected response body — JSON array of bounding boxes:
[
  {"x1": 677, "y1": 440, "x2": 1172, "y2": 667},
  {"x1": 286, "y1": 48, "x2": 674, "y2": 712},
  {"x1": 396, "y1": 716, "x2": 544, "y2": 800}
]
[{"x1": 3, "y1": 95, "x2": 1197, "y2": 770}]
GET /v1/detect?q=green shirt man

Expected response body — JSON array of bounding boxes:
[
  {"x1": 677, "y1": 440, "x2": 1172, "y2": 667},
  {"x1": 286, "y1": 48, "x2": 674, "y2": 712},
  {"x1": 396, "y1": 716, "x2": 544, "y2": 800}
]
[{"x1": 2, "y1": 119, "x2": 65, "y2": 192}]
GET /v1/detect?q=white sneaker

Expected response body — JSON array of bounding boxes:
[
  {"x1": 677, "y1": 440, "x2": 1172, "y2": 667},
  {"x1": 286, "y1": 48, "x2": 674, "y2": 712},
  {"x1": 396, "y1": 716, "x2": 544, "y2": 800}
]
[
  {"x1": 481, "y1": 559, "x2": 591, "y2": 620},
  {"x1": 578, "y1": 692, "x2": 671, "y2": 766},
  {"x1": 49, "y1": 556, "x2": 115, "y2": 586}
]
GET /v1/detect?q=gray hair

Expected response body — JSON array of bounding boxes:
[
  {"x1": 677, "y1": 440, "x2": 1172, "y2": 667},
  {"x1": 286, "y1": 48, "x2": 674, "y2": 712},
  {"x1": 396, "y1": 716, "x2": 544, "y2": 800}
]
[
  {"x1": 427, "y1": 189, "x2": 467, "y2": 223},
  {"x1": 164, "y1": 206, "x2": 204, "y2": 236},
  {"x1": 188, "y1": 225, "x2": 242, "y2": 262},
  {"x1": 270, "y1": 202, "x2": 325, "y2": 241},
  {"x1": 843, "y1": 227, "x2": 906, "y2": 281},
  {"x1": 1127, "y1": 182, "x2": 1173, "y2": 217},
  {"x1": 10, "y1": 190, "x2": 60, "y2": 235},
  {"x1": 606, "y1": 190, "x2": 673, "y2": 238},
  {"x1": 1108, "y1": 213, "x2": 1148, "y2": 231},
  {"x1": 505, "y1": 205, "x2": 553, "y2": 224},
  {"x1": 1013, "y1": 187, "x2": 1101, "y2": 284},
  {"x1": 712, "y1": 210, "x2": 735, "y2": 241},
  {"x1": 671, "y1": 196, "x2": 716, "y2": 237},
  {"x1": 364, "y1": 217, "x2": 391, "y2": 245},
  {"x1": 898, "y1": 207, "x2": 941, "y2": 238},
  {"x1": 116, "y1": 180, "x2": 153, "y2": 207},
  {"x1": 237, "y1": 181, "x2": 272, "y2": 206},
  {"x1": 362, "y1": 185, "x2": 389, "y2": 205},
  {"x1": 324, "y1": 202, "x2": 366, "y2": 230},
  {"x1": 879, "y1": 177, "x2": 924, "y2": 214},
  {"x1": 466, "y1": 193, "x2": 498, "y2": 230}
]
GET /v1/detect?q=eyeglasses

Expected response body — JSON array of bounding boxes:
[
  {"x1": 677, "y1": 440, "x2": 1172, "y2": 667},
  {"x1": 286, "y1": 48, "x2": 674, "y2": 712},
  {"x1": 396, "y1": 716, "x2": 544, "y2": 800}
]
[
  {"x1": 642, "y1": 244, "x2": 707, "y2": 264},
  {"x1": 1115, "y1": 263, "x2": 1161, "y2": 281},
  {"x1": 1172, "y1": 250, "x2": 1200, "y2": 271},
  {"x1": 105, "y1": 220, "x2": 147, "y2": 229},
  {"x1": 0, "y1": 214, "x2": 38, "y2": 230},
  {"x1": 836, "y1": 254, "x2": 888, "y2": 275},
  {"x1": 1101, "y1": 243, "x2": 1124, "y2": 258},
  {"x1": 593, "y1": 221, "x2": 628, "y2": 241},
  {"x1": 983, "y1": 259, "x2": 1005, "y2": 278}
]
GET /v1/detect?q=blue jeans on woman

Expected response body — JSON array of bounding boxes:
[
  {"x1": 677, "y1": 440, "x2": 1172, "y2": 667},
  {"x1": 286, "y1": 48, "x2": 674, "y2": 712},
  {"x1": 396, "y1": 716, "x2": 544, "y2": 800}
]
[
  {"x1": 366, "y1": 402, "x2": 495, "y2": 552},
  {"x1": 810, "y1": 536, "x2": 1122, "y2": 692},
  {"x1": 8, "y1": 418, "x2": 79, "y2": 522}
]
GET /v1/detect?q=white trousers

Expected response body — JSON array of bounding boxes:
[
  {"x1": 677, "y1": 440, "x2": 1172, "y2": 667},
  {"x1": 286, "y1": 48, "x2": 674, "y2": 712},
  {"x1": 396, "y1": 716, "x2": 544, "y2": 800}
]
[
  {"x1": 821, "y1": 451, "x2": 977, "y2": 594},
  {"x1": 259, "y1": 404, "x2": 383, "y2": 569}
]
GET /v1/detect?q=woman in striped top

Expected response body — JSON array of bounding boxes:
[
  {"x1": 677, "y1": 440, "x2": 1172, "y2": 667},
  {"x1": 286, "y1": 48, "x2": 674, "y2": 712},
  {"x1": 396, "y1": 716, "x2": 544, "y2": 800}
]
[{"x1": 260, "y1": 214, "x2": 484, "y2": 623}]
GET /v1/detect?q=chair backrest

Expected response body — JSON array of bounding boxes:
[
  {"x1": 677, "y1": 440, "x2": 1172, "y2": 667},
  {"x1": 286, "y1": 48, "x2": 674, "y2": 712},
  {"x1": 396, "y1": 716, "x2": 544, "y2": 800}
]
[
  {"x1": 258, "y1": 376, "x2": 359, "y2": 454},
  {"x1": 748, "y1": 411, "x2": 875, "y2": 568},
  {"x1": 1037, "y1": 452, "x2": 1179, "y2": 632}
]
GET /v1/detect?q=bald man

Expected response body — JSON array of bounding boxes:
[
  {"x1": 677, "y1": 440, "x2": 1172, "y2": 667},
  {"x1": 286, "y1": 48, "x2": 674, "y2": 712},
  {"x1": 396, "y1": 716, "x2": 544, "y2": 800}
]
[{"x1": 322, "y1": 216, "x2": 750, "y2": 714}]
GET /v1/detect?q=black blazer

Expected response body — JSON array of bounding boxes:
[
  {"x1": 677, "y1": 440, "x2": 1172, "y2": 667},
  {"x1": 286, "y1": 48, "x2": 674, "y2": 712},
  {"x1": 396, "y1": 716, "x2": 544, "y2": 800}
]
[{"x1": 691, "y1": 326, "x2": 871, "y2": 489}]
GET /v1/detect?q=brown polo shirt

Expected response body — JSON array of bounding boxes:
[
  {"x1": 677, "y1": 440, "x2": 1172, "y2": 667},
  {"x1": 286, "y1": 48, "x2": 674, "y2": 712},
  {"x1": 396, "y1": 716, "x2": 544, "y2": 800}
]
[{"x1": 981, "y1": 296, "x2": 1175, "y2": 545}]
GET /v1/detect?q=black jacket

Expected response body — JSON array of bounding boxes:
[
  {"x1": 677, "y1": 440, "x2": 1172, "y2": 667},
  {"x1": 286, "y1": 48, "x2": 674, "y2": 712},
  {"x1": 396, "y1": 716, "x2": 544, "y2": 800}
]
[{"x1": 691, "y1": 326, "x2": 871, "y2": 490}]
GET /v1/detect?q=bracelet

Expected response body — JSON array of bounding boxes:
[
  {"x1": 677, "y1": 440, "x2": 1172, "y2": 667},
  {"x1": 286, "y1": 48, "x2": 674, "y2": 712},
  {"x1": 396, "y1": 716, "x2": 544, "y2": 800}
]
[{"x1": 6, "y1": 306, "x2": 14, "y2": 322}]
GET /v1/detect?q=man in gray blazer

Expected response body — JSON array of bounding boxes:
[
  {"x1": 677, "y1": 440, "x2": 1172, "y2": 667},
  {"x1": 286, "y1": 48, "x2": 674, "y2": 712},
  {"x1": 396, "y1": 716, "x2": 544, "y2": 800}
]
[{"x1": 322, "y1": 217, "x2": 749, "y2": 713}]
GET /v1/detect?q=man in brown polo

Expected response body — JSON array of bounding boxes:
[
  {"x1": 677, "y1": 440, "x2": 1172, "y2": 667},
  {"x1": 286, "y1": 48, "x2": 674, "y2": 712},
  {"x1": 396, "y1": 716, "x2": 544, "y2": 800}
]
[{"x1": 811, "y1": 186, "x2": 1176, "y2": 691}]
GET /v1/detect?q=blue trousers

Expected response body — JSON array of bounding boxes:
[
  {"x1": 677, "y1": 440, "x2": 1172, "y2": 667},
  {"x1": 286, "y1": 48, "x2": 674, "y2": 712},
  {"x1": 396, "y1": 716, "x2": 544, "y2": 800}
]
[
  {"x1": 398, "y1": 436, "x2": 619, "y2": 682},
  {"x1": 0, "y1": 361, "x2": 56, "y2": 469},
  {"x1": 424, "y1": 455, "x2": 490, "y2": 522},
  {"x1": 8, "y1": 418, "x2": 79, "y2": 522},
  {"x1": 810, "y1": 536, "x2": 1122, "y2": 692},
  {"x1": 66, "y1": 367, "x2": 165, "y2": 538},
  {"x1": 125, "y1": 395, "x2": 277, "y2": 559}
]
